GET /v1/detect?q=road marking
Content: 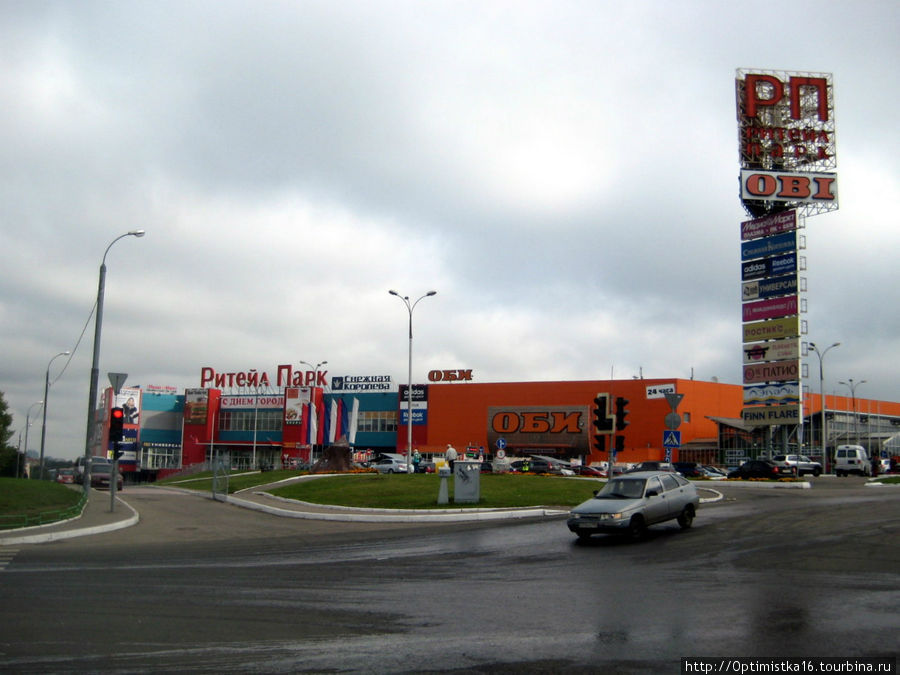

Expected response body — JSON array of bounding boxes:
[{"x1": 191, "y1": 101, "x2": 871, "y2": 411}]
[{"x1": 0, "y1": 548, "x2": 19, "y2": 571}]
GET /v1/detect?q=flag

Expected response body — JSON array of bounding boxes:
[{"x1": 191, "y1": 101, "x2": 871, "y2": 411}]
[
  {"x1": 348, "y1": 397, "x2": 359, "y2": 445},
  {"x1": 327, "y1": 399, "x2": 340, "y2": 444}
]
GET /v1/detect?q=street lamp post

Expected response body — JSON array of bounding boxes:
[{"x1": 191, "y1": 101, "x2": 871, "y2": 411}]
[
  {"x1": 299, "y1": 360, "x2": 327, "y2": 462},
  {"x1": 808, "y1": 341, "x2": 840, "y2": 474},
  {"x1": 389, "y1": 290, "x2": 437, "y2": 473},
  {"x1": 82, "y1": 230, "x2": 145, "y2": 493},
  {"x1": 23, "y1": 401, "x2": 43, "y2": 479},
  {"x1": 838, "y1": 378, "x2": 867, "y2": 447},
  {"x1": 39, "y1": 351, "x2": 71, "y2": 479}
]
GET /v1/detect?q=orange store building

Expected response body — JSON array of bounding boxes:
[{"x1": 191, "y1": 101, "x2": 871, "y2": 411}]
[{"x1": 402, "y1": 378, "x2": 742, "y2": 466}]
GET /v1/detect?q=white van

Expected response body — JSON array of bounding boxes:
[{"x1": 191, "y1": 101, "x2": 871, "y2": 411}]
[{"x1": 834, "y1": 445, "x2": 871, "y2": 477}]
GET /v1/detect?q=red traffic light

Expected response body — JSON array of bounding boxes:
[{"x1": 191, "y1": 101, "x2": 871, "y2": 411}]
[{"x1": 109, "y1": 406, "x2": 125, "y2": 443}]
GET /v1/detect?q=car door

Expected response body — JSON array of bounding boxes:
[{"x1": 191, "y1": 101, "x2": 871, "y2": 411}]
[
  {"x1": 659, "y1": 473, "x2": 686, "y2": 518},
  {"x1": 745, "y1": 461, "x2": 764, "y2": 478},
  {"x1": 642, "y1": 476, "x2": 668, "y2": 524}
]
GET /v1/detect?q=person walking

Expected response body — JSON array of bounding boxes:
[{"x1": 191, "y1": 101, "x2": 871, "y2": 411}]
[{"x1": 445, "y1": 444, "x2": 458, "y2": 471}]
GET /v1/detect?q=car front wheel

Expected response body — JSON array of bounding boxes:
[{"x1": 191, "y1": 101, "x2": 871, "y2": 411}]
[{"x1": 627, "y1": 515, "x2": 646, "y2": 539}]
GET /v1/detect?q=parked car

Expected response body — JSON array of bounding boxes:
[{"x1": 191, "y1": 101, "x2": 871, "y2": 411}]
[
  {"x1": 74, "y1": 456, "x2": 112, "y2": 484},
  {"x1": 727, "y1": 459, "x2": 791, "y2": 480},
  {"x1": 673, "y1": 462, "x2": 704, "y2": 478},
  {"x1": 834, "y1": 445, "x2": 871, "y2": 477},
  {"x1": 55, "y1": 468, "x2": 75, "y2": 484},
  {"x1": 479, "y1": 461, "x2": 493, "y2": 473},
  {"x1": 567, "y1": 471, "x2": 699, "y2": 540},
  {"x1": 415, "y1": 461, "x2": 436, "y2": 474},
  {"x1": 371, "y1": 455, "x2": 409, "y2": 474},
  {"x1": 771, "y1": 454, "x2": 822, "y2": 477},
  {"x1": 509, "y1": 458, "x2": 560, "y2": 473},
  {"x1": 625, "y1": 461, "x2": 676, "y2": 474},
  {"x1": 572, "y1": 465, "x2": 605, "y2": 477},
  {"x1": 90, "y1": 462, "x2": 123, "y2": 491},
  {"x1": 698, "y1": 465, "x2": 727, "y2": 480}
]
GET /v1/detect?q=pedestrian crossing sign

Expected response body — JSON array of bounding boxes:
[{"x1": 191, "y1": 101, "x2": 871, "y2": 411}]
[{"x1": 663, "y1": 430, "x2": 681, "y2": 448}]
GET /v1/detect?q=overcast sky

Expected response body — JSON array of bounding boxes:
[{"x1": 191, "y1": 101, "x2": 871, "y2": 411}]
[{"x1": 3, "y1": 0, "x2": 898, "y2": 460}]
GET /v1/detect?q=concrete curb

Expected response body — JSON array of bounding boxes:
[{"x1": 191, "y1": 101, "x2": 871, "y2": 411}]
[
  {"x1": 697, "y1": 487, "x2": 724, "y2": 503},
  {"x1": 0, "y1": 495, "x2": 139, "y2": 546},
  {"x1": 710, "y1": 480, "x2": 811, "y2": 489},
  {"x1": 226, "y1": 492, "x2": 568, "y2": 522}
]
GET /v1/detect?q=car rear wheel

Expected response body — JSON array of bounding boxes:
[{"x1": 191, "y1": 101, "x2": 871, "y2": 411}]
[{"x1": 677, "y1": 505, "x2": 695, "y2": 529}]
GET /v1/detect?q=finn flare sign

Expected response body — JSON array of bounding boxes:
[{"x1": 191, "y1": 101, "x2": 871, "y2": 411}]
[{"x1": 742, "y1": 405, "x2": 800, "y2": 426}]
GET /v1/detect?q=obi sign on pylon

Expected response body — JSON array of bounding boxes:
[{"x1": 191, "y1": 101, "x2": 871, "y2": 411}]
[{"x1": 736, "y1": 68, "x2": 837, "y2": 218}]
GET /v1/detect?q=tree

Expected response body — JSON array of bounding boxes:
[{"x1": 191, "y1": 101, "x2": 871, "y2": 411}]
[{"x1": 0, "y1": 390, "x2": 18, "y2": 477}]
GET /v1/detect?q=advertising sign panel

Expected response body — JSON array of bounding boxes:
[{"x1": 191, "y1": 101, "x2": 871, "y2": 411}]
[
  {"x1": 743, "y1": 360, "x2": 800, "y2": 384},
  {"x1": 741, "y1": 252, "x2": 798, "y2": 281},
  {"x1": 743, "y1": 383, "x2": 801, "y2": 405},
  {"x1": 184, "y1": 388, "x2": 210, "y2": 424},
  {"x1": 741, "y1": 405, "x2": 801, "y2": 426},
  {"x1": 398, "y1": 385, "x2": 428, "y2": 426},
  {"x1": 487, "y1": 406, "x2": 589, "y2": 455},
  {"x1": 741, "y1": 231, "x2": 797, "y2": 261},
  {"x1": 743, "y1": 338, "x2": 800, "y2": 364},
  {"x1": 645, "y1": 383, "x2": 676, "y2": 399},
  {"x1": 284, "y1": 387, "x2": 311, "y2": 425},
  {"x1": 741, "y1": 170, "x2": 837, "y2": 206},
  {"x1": 331, "y1": 375, "x2": 392, "y2": 392},
  {"x1": 742, "y1": 275, "x2": 798, "y2": 301},
  {"x1": 742, "y1": 295, "x2": 798, "y2": 322},
  {"x1": 743, "y1": 316, "x2": 800, "y2": 343},
  {"x1": 113, "y1": 387, "x2": 142, "y2": 425},
  {"x1": 741, "y1": 210, "x2": 798, "y2": 241},
  {"x1": 736, "y1": 70, "x2": 835, "y2": 173},
  {"x1": 221, "y1": 394, "x2": 285, "y2": 409}
]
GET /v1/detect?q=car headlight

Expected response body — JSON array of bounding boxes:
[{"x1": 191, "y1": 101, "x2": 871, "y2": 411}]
[{"x1": 603, "y1": 512, "x2": 626, "y2": 521}]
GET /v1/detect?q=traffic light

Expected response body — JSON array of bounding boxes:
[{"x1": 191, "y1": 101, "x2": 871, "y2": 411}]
[
  {"x1": 614, "y1": 396, "x2": 629, "y2": 432},
  {"x1": 109, "y1": 407, "x2": 125, "y2": 443},
  {"x1": 591, "y1": 394, "x2": 614, "y2": 451},
  {"x1": 615, "y1": 434, "x2": 625, "y2": 454}
]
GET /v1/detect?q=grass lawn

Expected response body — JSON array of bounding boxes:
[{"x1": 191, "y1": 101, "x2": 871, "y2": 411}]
[
  {"x1": 269, "y1": 473, "x2": 601, "y2": 509},
  {"x1": 0, "y1": 477, "x2": 84, "y2": 527},
  {"x1": 157, "y1": 469, "x2": 300, "y2": 494},
  {"x1": 158, "y1": 469, "x2": 602, "y2": 509}
]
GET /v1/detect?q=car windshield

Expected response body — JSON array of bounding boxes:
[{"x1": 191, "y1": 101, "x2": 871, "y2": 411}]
[
  {"x1": 93, "y1": 464, "x2": 112, "y2": 474},
  {"x1": 596, "y1": 478, "x2": 646, "y2": 499}
]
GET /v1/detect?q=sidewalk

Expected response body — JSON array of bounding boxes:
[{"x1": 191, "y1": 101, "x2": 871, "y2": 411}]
[{"x1": 0, "y1": 488, "x2": 138, "y2": 546}]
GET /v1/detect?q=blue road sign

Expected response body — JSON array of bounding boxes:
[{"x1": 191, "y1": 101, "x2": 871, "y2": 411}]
[{"x1": 663, "y1": 430, "x2": 681, "y2": 448}]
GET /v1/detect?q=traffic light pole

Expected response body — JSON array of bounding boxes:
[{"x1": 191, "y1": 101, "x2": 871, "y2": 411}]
[{"x1": 109, "y1": 443, "x2": 119, "y2": 512}]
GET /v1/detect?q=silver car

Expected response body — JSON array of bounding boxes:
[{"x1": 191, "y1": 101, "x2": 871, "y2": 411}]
[
  {"x1": 567, "y1": 471, "x2": 699, "y2": 540},
  {"x1": 371, "y1": 455, "x2": 409, "y2": 474}
]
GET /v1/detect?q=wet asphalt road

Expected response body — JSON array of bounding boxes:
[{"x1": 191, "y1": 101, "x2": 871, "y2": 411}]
[{"x1": 0, "y1": 478, "x2": 897, "y2": 673}]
